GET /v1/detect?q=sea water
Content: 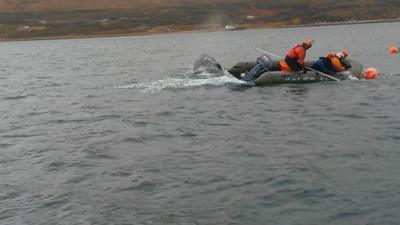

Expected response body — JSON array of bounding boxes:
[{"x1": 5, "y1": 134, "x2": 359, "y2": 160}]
[{"x1": 1, "y1": 22, "x2": 400, "y2": 225}]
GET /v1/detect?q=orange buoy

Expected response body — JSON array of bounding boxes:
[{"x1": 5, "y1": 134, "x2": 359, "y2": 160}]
[
  {"x1": 364, "y1": 67, "x2": 378, "y2": 80},
  {"x1": 388, "y1": 46, "x2": 398, "y2": 54}
]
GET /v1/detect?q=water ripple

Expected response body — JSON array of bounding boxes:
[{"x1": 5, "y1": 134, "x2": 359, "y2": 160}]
[{"x1": 2, "y1": 23, "x2": 400, "y2": 225}]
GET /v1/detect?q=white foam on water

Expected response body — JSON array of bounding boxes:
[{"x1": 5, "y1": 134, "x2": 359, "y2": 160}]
[
  {"x1": 348, "y1": 74, "x2": 360, "y2": 80},
  {"x1": 192, "y1": 69, "x2": 222, "y2": 79},
  {"x1": 117, "y1": 71, "x2": 249, "y2": 93}
]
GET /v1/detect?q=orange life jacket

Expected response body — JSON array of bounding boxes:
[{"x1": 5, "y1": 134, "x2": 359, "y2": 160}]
[
  {"x1": 327, "y1": 53, "x2": 345, "y2": 72},
  {"x1": 287, "y1": 45, "x2": 306, "y2": 59},
  {"x1": 279, "y1": 60, "x2": 293, "y2": 72},
  {"x1": 285, "y1": 44, "x2": 307, "y2": 71},
  {"x1": 330, "y1": 57, "x2": 345, "y2": 72}
]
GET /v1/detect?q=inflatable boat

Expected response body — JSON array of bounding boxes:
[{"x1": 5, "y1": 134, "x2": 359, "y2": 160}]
[{"x1": 228, "y1": 59, "x2": 363, "y2": 85}]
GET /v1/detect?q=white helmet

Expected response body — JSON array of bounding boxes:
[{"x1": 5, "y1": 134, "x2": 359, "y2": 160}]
[{"x1": 336, "y1": 50, "x2": 348, "y2": 59}]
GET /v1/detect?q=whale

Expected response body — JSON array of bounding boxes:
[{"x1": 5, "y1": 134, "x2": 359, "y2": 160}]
[{"x1": 193, "y1": 54, "x2": 224, "y2": 76}]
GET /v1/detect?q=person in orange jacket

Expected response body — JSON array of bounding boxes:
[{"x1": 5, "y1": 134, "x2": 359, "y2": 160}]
[
  {"x1": 311, "y1": 50, "x2": 350, "y2": 75},
  {"x1": 280, "y1": 40, "x2": 313, "y2": 72}
]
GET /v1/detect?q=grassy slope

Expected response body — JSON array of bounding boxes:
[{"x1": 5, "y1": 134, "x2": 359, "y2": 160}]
[{"x1": 0, "y1": 0, "x2": 399, "y2": 40}]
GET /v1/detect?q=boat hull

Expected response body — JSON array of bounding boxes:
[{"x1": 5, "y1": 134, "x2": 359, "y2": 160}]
[{"x1": 228, "y1": 59, "x2": 363, "y2": 85}]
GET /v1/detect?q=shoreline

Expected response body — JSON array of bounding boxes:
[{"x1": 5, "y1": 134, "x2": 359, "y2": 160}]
[
  {"x1": 1, "y1": 18, "x2": 399, "y2": 43},
  {"x1": 281, "y1": 18, "x2": 400, "y2": 28}
]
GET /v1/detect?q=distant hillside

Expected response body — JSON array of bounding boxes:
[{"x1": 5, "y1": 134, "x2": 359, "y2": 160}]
[
  {"x1": 0, "y1": 0, "x2": 399, "y2": 40},
  {"x1": 0, "y1": 0, "x2": 247, "y2": 11}
]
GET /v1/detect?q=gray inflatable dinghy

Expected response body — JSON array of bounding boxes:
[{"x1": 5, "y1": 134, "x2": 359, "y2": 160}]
[{"x1": 228, "y1": 59, "x2": 363, "y2": 85}]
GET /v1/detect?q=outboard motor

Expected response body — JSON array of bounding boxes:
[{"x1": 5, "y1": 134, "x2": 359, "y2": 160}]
[
  {"x1": 240, "y1": 55, "x2": 273, "y2": 81},
  {"x1": 228, "y1": 54, "x2": 282, "y2": 80}
]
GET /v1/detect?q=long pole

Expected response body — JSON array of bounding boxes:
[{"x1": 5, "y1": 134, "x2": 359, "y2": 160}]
[{"x1": 255, "y1": 48, "x2": 341, "y2": 82}]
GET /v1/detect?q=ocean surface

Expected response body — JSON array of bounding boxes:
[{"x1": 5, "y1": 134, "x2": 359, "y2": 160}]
[{"x1": 1, "y1": 22, "x2": 400, "y2": 225}]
